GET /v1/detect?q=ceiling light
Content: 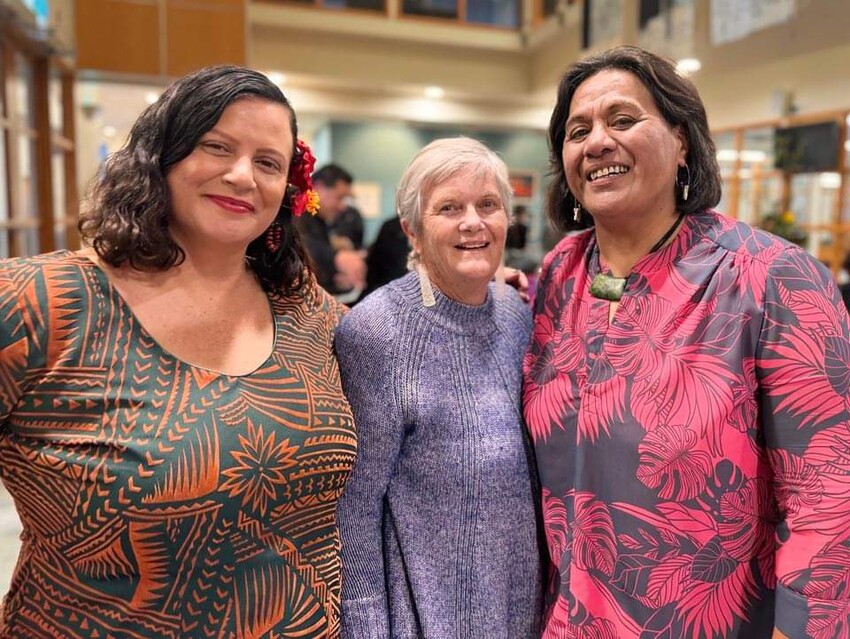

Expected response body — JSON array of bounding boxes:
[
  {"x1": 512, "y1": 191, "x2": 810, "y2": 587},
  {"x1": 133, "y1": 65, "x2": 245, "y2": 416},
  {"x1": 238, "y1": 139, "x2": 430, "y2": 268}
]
[
  {"x1": 424, "y1": 86, "x2": 445, "y2": 99},
  {"x1": 102, "y1": 125, "x2": 117, "y2": 138},
  {"x1": 676, "y1": 58, "x2": 701, "y2": 75},
  {"x1": 265, "y1": 71, "x2": 287, "y2": 87},
  {"x1": 144, "y1": 91, "x2": 159, "y2": 105}
]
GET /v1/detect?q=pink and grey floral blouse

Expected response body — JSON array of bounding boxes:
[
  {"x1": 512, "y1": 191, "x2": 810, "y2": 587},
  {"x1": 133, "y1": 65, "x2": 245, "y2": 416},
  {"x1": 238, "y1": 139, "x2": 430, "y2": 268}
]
[{"x1": 523, "y1": 210, "x2": 850, "y2": 639}]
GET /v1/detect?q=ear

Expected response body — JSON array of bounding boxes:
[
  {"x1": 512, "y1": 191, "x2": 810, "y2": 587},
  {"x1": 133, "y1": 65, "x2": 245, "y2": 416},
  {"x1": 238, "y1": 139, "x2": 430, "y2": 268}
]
[
  {"x1": 674, "y1": 125, "x2": 689, "y2": 165},
  {"x1": 400, "y1": 218, "x2": 421, "y2": 257}
]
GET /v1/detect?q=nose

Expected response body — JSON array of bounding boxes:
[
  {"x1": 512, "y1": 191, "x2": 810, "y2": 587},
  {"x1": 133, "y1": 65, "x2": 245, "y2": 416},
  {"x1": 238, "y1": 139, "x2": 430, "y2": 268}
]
[
  {"x1": 458, "y1": 203, "x2": 484, "y2": 232},
  {"x1": 222, "y1": 155, "x2": 256, "y2": 190},
  {"x1": 584, "y1": 123, "x2": 615, "y2": 158}
]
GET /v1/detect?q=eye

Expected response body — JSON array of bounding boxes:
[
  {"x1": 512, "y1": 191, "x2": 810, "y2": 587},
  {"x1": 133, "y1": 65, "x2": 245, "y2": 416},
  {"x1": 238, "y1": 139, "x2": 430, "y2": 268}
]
[
  {"x1": 479, "y1": 198, "x2": 501, "y2": 212},
  {"x1": 255, "y1": 157, "x2": 282, "y2": 173},
  {"x1": 200, "y1": 140, "x2": 229, "y2": 154},
  {"x1": 566, "y1": 126, "x2": 589, "y2": 141},
  {"x1": 438, "y1": 202, "x2": 461, "y2": 214},
  {"x1": 612, "y1": 116, "x2": 635, "y2": 128}
]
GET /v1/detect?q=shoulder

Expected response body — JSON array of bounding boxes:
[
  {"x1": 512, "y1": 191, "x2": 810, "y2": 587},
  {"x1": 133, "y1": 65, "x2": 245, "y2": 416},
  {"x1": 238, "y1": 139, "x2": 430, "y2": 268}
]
[
  {"x1": 493, "y1": 285, "x2": 532, "y2": 335},
  {"x1": 539, "y1": 229, "x2": 593, "y2": 279},
  {"x1": 697, "y1": 209, "x2": 801, "y2": 270},
  {"x1": 0, "y1": 250, "x2": 84, "y2": 303},
  {"x1": 698, "y1": 209, "x2": 841, "y2": 308},
  {"x1": 336, "y1": 279, "x2": 406, "y2": 348},
  {"x1": 271, "y1": 273, "x2": 347, "y2": 331}
]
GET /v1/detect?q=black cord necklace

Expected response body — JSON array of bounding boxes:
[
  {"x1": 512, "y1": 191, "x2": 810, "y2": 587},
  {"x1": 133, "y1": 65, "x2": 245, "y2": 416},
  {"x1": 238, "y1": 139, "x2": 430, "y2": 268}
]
[{"x1": 589, "y1": 212, "x2": 686, "y2": 302}]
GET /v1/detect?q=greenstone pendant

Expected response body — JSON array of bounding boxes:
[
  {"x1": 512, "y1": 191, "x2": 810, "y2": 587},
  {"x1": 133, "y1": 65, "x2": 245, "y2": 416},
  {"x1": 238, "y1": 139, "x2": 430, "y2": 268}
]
[{"x1": 590, "y1": 273, "x2": 627, "y2": 301}]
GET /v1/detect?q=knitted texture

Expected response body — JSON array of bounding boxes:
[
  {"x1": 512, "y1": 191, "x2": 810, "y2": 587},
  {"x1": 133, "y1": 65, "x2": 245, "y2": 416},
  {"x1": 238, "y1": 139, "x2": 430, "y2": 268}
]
[{"x1": 335, "y1": 271, "x2": 543, "y2": 638}]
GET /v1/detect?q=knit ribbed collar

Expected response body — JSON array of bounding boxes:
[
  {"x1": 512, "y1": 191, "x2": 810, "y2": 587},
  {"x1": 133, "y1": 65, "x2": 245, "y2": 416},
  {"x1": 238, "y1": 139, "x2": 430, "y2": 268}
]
[{"x1": 394, "y1": 271, "x2": 498, "y2": 336}]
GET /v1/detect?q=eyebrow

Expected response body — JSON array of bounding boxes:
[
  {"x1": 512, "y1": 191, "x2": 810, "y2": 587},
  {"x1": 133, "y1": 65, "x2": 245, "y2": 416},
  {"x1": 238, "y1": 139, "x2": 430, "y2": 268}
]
[
  {"x1": 204, "y1": 128, "x2": 290, "y2": 162},
  {"x1": 566, "y1": 99, "x2": 640, "y2": 128}
]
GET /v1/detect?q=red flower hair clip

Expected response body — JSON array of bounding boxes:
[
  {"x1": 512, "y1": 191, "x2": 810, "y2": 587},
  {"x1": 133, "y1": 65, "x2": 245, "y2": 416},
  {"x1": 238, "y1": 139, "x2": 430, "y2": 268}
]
[{"x1": 289, "y1": 139, "x2": 320, "y2": 217}]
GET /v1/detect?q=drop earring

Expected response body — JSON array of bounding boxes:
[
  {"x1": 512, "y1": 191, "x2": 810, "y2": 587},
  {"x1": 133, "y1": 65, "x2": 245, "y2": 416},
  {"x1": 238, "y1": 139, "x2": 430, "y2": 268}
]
[
  {"x1": 679, "y1": 164, "x2": 691, "y2": 202},
  {"x1": 573, "y1": 197, "x2": 582, "y2": 223},
  {"x1": 417, "y1": 262, "x2": 436, "y2": 307}
]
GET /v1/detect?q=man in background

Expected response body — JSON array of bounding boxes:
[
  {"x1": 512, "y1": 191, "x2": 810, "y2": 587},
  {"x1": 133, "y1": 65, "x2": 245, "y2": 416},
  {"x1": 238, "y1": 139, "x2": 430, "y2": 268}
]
[{"x1": 296, "y1": 164, "x2": 366, "y2": 297}]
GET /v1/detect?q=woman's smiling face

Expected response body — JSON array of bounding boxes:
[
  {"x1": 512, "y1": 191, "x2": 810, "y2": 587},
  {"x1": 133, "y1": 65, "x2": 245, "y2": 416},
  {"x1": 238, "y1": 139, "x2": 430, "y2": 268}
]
[
  {"x1": 562, "y1": 69, "x2": 687, "y2": 224},
  {"x1": 407, "y1": 167, "x2": 508, "y2": 306}
]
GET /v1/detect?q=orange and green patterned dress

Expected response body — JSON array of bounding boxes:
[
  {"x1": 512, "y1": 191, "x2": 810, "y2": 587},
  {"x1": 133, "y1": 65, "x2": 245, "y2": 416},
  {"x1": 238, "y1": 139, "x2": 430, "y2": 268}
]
[{"x1": 0, "y1": 251, "x2": 357, "y2": 639}]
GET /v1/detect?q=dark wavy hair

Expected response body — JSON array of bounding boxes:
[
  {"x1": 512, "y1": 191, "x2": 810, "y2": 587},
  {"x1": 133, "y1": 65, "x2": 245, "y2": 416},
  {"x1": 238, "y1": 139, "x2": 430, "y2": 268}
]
[
  {"x1": 79, "y1": 65, "x2": 311, "y2": 296},
  {"x1": 546, "y1": 46, "x2": 722, "y2": 231}
]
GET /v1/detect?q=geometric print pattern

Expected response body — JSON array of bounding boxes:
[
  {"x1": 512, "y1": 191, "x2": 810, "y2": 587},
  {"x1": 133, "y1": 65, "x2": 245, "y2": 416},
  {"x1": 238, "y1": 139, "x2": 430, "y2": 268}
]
[
  {"x1": 0, "y1": 252, "x2": 356, "y2": 638},
  {"x1": 523, "y1": 211, "x2": 850, "y2": 639}
]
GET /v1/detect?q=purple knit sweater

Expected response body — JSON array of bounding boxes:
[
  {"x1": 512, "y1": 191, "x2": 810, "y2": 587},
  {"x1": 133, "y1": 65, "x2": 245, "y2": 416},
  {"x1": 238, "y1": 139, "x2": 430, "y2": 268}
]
[{"x1": 335, "y1": 271, "x2": 543, "y2": 639}]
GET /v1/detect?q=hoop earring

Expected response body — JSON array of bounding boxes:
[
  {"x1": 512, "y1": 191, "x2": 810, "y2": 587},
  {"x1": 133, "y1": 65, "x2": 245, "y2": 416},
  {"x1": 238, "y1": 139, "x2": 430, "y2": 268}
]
[{"x1": 678, "y1": 164, "x2": 691, "y2": 202}]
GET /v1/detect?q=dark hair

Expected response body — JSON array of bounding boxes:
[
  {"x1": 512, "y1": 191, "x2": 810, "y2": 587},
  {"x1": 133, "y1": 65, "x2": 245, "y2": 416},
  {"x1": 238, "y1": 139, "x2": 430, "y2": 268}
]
[
  {"x1": 546, "y1": 45, "x2": 722, "y2": 231},
  {"x1": 313, "y1": 164, "x2": 353, "y2": 188},
  {"x1": 79, "y1": 65, "x2": 311, "y2": 296}
]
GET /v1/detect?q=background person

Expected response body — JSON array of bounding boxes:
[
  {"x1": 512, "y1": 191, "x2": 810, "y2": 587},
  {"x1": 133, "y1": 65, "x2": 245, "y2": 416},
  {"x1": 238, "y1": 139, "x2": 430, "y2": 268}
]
[
  {"x1": 297, "y1": 163, "x2": 367, "y2": 296},
  {"x1": 0, "y1": 66, "x2": 356, "y2": 638},
  {"x1": 523, "y1": 46, "x2": 850, "y2": 639},
  {"x1": 335, "y1": 137, "x2": 544, "y2": 638}
]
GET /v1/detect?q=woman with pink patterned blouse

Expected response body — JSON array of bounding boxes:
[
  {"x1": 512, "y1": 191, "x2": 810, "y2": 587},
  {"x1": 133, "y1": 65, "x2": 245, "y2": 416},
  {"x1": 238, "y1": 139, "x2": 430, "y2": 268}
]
[{"x1": 523, "y1": 46, "x2": 850, "y2": 639}]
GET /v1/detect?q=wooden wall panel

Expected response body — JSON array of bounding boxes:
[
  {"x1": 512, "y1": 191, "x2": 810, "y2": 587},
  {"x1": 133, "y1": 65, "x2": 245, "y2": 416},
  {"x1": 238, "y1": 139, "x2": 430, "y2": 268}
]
[
  {"x1": 75, "y1": 0, "x2": 161, "y2": 75},
  {"x1": 166, "y1": 3, "x2": 247, "y2": 76}
]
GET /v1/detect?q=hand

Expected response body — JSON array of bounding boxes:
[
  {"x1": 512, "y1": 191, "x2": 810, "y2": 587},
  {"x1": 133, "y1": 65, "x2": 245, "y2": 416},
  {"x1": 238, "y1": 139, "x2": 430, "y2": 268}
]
[
  {"x1": 503, "y1": 268, "x2": 529, "y2": 303},
  {"x1": 772, "y1": 629, "x2": 790, "y2": 639},
  {"x1": 334, "y1": 249, "x2": 367, "y2": 291}
]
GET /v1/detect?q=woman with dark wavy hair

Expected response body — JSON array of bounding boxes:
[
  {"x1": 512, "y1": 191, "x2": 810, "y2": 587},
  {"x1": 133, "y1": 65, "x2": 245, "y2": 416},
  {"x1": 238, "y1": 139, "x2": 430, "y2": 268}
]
[
  {"x1": 524, "y1": 46, "x2": 850, "y2": 639},
  {"x1": 0, "y1": 65, "x2": 356, "y2": 637}
]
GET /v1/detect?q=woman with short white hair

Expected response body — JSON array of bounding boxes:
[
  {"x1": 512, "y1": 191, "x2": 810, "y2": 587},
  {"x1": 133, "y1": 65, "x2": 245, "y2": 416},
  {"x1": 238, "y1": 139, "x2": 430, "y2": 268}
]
[{"x1": 335, "y1": 137, "x2": 544, "y2": 638}]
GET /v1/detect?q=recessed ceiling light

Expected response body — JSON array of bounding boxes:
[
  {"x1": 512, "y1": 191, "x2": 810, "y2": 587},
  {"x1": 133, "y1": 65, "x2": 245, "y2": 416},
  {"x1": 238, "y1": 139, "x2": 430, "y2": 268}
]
[
  {"x1": 424, "y1": 86, "x2": 445, "y2": 99},
  {"x1": 676, "y1": 58, "x2": 701, "y2": 75},
  {"x1": 144, "y1": 91, "x2": 159, "y2": 105},
  {"x1": 102, "y1": 125, "x2": 117, "y2": 138}
]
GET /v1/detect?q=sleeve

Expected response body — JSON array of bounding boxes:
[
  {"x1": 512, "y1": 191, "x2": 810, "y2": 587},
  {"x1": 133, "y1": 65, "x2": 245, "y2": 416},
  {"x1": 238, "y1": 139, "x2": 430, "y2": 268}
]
[
  {"x1": 334, "y1": 299, "x2": 407, "y2": 638},
  {"x1": 755, "y1": 249, "x2": 850, "y2": 639},
  {"x1": 0, "y1": 262, "x2": 34, "y2": 425}
]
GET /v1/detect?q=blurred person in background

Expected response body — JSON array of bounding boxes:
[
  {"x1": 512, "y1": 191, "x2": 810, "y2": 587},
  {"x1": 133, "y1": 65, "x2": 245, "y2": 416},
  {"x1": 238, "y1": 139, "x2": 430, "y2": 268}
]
[
  {"x1": 358, "y1": 215, "x2": 410, "y2": 301},
  {"x1": 506, "y1": 204, "x2": 530, "y2": 251},
  {"x1": 297, "y1": 163, "x2": 367, "y2": 296},
  {"x1": 523, "y1": 46, "x2": 850, "y2": 639},
  {"x1": 335, "y1": 137, "x2": 544, "y2": 638},
  {"x1": 0, "y1": 66, "x2": 356, "y2": 638}
]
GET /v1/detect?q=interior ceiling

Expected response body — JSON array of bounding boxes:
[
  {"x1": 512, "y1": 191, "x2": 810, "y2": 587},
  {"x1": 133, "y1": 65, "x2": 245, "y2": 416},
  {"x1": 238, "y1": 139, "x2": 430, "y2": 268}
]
[{"x1": 80, "y1": 1, "x2": 850, "y2": 139}]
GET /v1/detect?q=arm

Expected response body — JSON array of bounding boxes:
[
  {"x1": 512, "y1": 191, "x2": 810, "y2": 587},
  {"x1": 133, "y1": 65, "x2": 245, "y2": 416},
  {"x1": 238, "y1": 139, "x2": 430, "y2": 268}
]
[
  {"x1": 0, "y1": 263, "x2": 33, "y2": 424},
  {"x1": 756, "y1": 250, "x2": 850, "y2": 639},
  {"x1": 334, "y1": 302, "x2": 406, "y2": 638}
]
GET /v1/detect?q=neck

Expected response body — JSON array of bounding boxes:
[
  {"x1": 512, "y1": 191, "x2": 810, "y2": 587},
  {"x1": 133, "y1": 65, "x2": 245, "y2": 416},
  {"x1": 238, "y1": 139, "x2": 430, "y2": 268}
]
[
  {"x1": 594, "y1": 211, "x2": 682, "y2": 277},
  {"x1": 431, "y1": 278, "x2": 489, "y2": 306}
]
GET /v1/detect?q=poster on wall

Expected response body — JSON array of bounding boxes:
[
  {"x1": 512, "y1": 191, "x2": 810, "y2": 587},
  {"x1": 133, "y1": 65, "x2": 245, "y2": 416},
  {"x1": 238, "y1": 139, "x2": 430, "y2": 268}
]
[
  {"x1": 711, "y1": 0, "x2": 796, "y2": 45},
  {"x1": 509, "y1": 171, "x2": 538, "y2": 204},
  {"x1": 638, "y1": 0, "x2": 696, "y2": 60},
  {"x1": 588, "y1": 0, "x2": 623, "y2": 47},
  {"x1": 352, "y1": 181, "x2": 382, "y2": 219}
]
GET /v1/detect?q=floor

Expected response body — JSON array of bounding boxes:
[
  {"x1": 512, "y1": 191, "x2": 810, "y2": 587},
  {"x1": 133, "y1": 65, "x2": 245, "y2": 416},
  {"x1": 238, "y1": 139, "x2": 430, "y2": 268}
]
[{"x1": 0, "y1": 485, "x2": 22, "y2": 597}]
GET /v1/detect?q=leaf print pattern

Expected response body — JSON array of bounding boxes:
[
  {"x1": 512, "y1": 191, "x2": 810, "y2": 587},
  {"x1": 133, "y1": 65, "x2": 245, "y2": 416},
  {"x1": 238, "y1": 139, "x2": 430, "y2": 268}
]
[
  {"x1": 523, "y1": 211, "x2": 850, "y2": 638},
  {"x1": 0, "y1": 252, "x2": 356, "y2": 638}
]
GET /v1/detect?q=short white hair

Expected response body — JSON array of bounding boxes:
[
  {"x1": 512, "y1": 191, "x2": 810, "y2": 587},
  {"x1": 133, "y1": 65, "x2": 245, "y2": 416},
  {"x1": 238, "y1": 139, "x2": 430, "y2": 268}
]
[{"x1": 395, "y1": 137, "x2": 513, "y2": 266}]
